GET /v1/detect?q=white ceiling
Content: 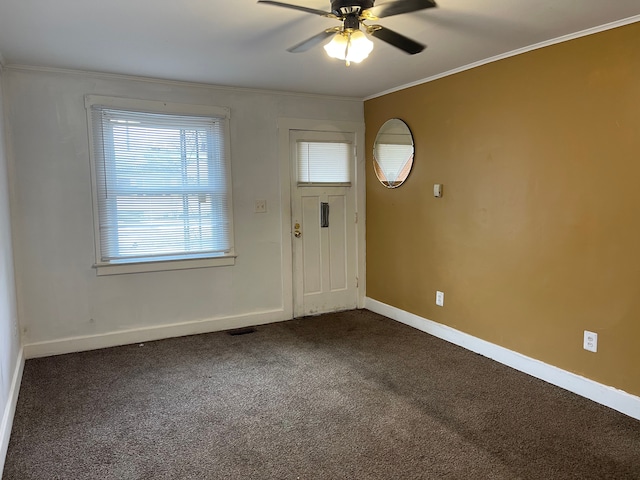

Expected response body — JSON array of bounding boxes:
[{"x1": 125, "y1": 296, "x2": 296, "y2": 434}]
[{"x1": 0, "y1": 0, "x2": 639, "y2": 98}]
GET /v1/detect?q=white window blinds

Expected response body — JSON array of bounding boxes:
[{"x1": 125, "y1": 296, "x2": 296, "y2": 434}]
[
  {"x1": 90, "y1": 106, "x2": 233, "y2": 264},
  {"x1": 297, "y1": 141, "x2": 351, "y2": 184}
]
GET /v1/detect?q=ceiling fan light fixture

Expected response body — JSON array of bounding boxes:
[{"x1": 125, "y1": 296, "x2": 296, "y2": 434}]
[
  {"x1": 323, "y1": 30, "x2": 373, "y2": 66},
  {"x1": 323, "y1": 32, "x2": 349, "y2": 59}
]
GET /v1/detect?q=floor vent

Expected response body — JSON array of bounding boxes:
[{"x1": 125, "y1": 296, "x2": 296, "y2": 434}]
[{"x1": 227, "y1": 327, "x2": 257, "y2": 336}]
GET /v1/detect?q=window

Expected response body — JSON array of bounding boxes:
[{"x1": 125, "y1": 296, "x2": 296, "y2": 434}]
[
  {"x1": 296, "y1": 141, "x2": 351, "y2": 185},
  {"x1": 86, "y1": 96, "x2": 234, "y2": 275}
]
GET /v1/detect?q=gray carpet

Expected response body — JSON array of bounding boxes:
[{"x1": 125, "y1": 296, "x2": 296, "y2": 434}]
[{"x1": 4, "y1": 309, "x2": 640, "y2": 479}]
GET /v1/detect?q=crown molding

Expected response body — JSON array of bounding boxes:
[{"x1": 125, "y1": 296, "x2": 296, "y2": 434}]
[
  {"x1": 4, "y1": 64, "x2": 364, "y2": 103},
  {"x1": 365, "y1": 14, "x2": 640, "y2": 101}
]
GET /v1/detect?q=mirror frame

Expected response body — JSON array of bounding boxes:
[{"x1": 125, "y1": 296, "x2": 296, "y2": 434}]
[{"x1": 373, "y1": 118, "x2": 415, "y2": 189}]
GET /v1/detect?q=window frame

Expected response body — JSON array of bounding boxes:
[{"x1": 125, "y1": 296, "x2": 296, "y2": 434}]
[{"x1": 85, "y1": 95, "x2": 235, "y2": 275}]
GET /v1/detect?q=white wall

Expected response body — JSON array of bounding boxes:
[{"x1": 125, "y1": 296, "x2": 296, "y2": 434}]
[
  {"x1": 3, "y1": 66, "x2": 363, "y2": 350},
  {"x1": 0, "y1": 64, "x2": 22, "y2": 473}
]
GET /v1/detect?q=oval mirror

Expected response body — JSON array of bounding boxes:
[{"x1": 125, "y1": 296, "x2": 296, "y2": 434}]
[{"x1": 373, "y1": 119, "x2": 415, "y2": 188}]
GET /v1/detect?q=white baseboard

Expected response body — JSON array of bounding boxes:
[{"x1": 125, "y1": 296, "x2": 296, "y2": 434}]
[
  {"x1": 24, "y1": 308, "x2": 289, "y2": 359},
  {"x1": 0, "y1": 347, "x2": 24, "y2": 476},
  {"x1": 365, "y1": 297, "x2": 640, "y2": 421}
]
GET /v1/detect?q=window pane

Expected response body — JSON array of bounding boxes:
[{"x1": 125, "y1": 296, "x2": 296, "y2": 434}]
[{"x1": 297, "y1": 141, "x2": 351, "y2": 184}]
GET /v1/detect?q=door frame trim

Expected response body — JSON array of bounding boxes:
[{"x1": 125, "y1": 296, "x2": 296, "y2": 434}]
[{"x1": 277, "y1": 117, "x2": 366, "y2": 318}]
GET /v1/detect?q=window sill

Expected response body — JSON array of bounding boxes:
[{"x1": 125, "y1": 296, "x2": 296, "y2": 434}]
[
  {"x1": 297, "y1": 182, "x2": 351, "y2": 187},
  {"x1": 94, "y1": 255, "x2": 236, "y2": 276}
]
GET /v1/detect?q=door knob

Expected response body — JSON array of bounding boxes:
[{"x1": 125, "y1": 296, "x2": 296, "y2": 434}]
[{"x1": 294, "y1": 230, "x2": 302, "y2": 238}]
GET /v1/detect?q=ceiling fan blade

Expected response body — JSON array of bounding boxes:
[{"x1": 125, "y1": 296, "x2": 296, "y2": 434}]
[
  {"x1": 257, "y1": 1, "x2": 336, "y2": 18},
  {"x1": 369, "y1": 26, "x2": 426, "y2": 54},
  {"x1": 287, "y1": 29, "x2": 338, "y2": 53},
  {"x1": 363, "y1": 0, "x2": 437, "y2": 20}
]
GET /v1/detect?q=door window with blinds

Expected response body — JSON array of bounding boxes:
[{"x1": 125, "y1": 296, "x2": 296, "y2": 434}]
[
  {"x1": 85, "y1": 96, "x2": 234, "y2": 275},
  {"x1": 296, "y1": 137, "x2": 352, "y2": 185}
]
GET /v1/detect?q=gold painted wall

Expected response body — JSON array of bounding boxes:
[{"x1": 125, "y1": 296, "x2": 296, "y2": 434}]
[{"x1": 365, "y1": 22, "x2": 640, "y2": 396}]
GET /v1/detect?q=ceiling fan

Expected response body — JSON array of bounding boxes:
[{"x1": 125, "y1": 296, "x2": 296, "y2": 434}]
[{"x1": 258, "y1": 0, "x2": 437, "y2": 66}]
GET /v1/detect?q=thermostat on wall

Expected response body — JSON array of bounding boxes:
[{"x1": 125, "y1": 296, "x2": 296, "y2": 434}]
[{"x1": 434, "y1": 184, "x2": 443, "y2": 198}]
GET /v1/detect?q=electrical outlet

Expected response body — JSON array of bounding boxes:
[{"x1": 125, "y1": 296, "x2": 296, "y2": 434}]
[
  {"x1": 583, "y1": 330, "x2": 598, "y2": 353},
  {"x1": 254, "y1": 199, "x2": 267, "y2": 213},
  {"x1": 436, "y1": 291, "x2": 444, "y2": 307}
]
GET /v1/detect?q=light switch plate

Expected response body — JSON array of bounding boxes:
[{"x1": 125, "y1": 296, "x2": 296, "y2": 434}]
[{"x1": 255, "y1": 199, "x2": 267, "y2": 213}]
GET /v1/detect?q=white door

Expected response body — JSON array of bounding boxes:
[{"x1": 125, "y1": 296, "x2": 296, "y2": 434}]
[{"x1": 290, "y1": 130, "x2": 358, "y2": 317}]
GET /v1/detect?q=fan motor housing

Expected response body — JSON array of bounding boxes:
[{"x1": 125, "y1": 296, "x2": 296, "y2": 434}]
[{"x1": 330, "y1": 0, "x2": 375, "y2": 16}]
